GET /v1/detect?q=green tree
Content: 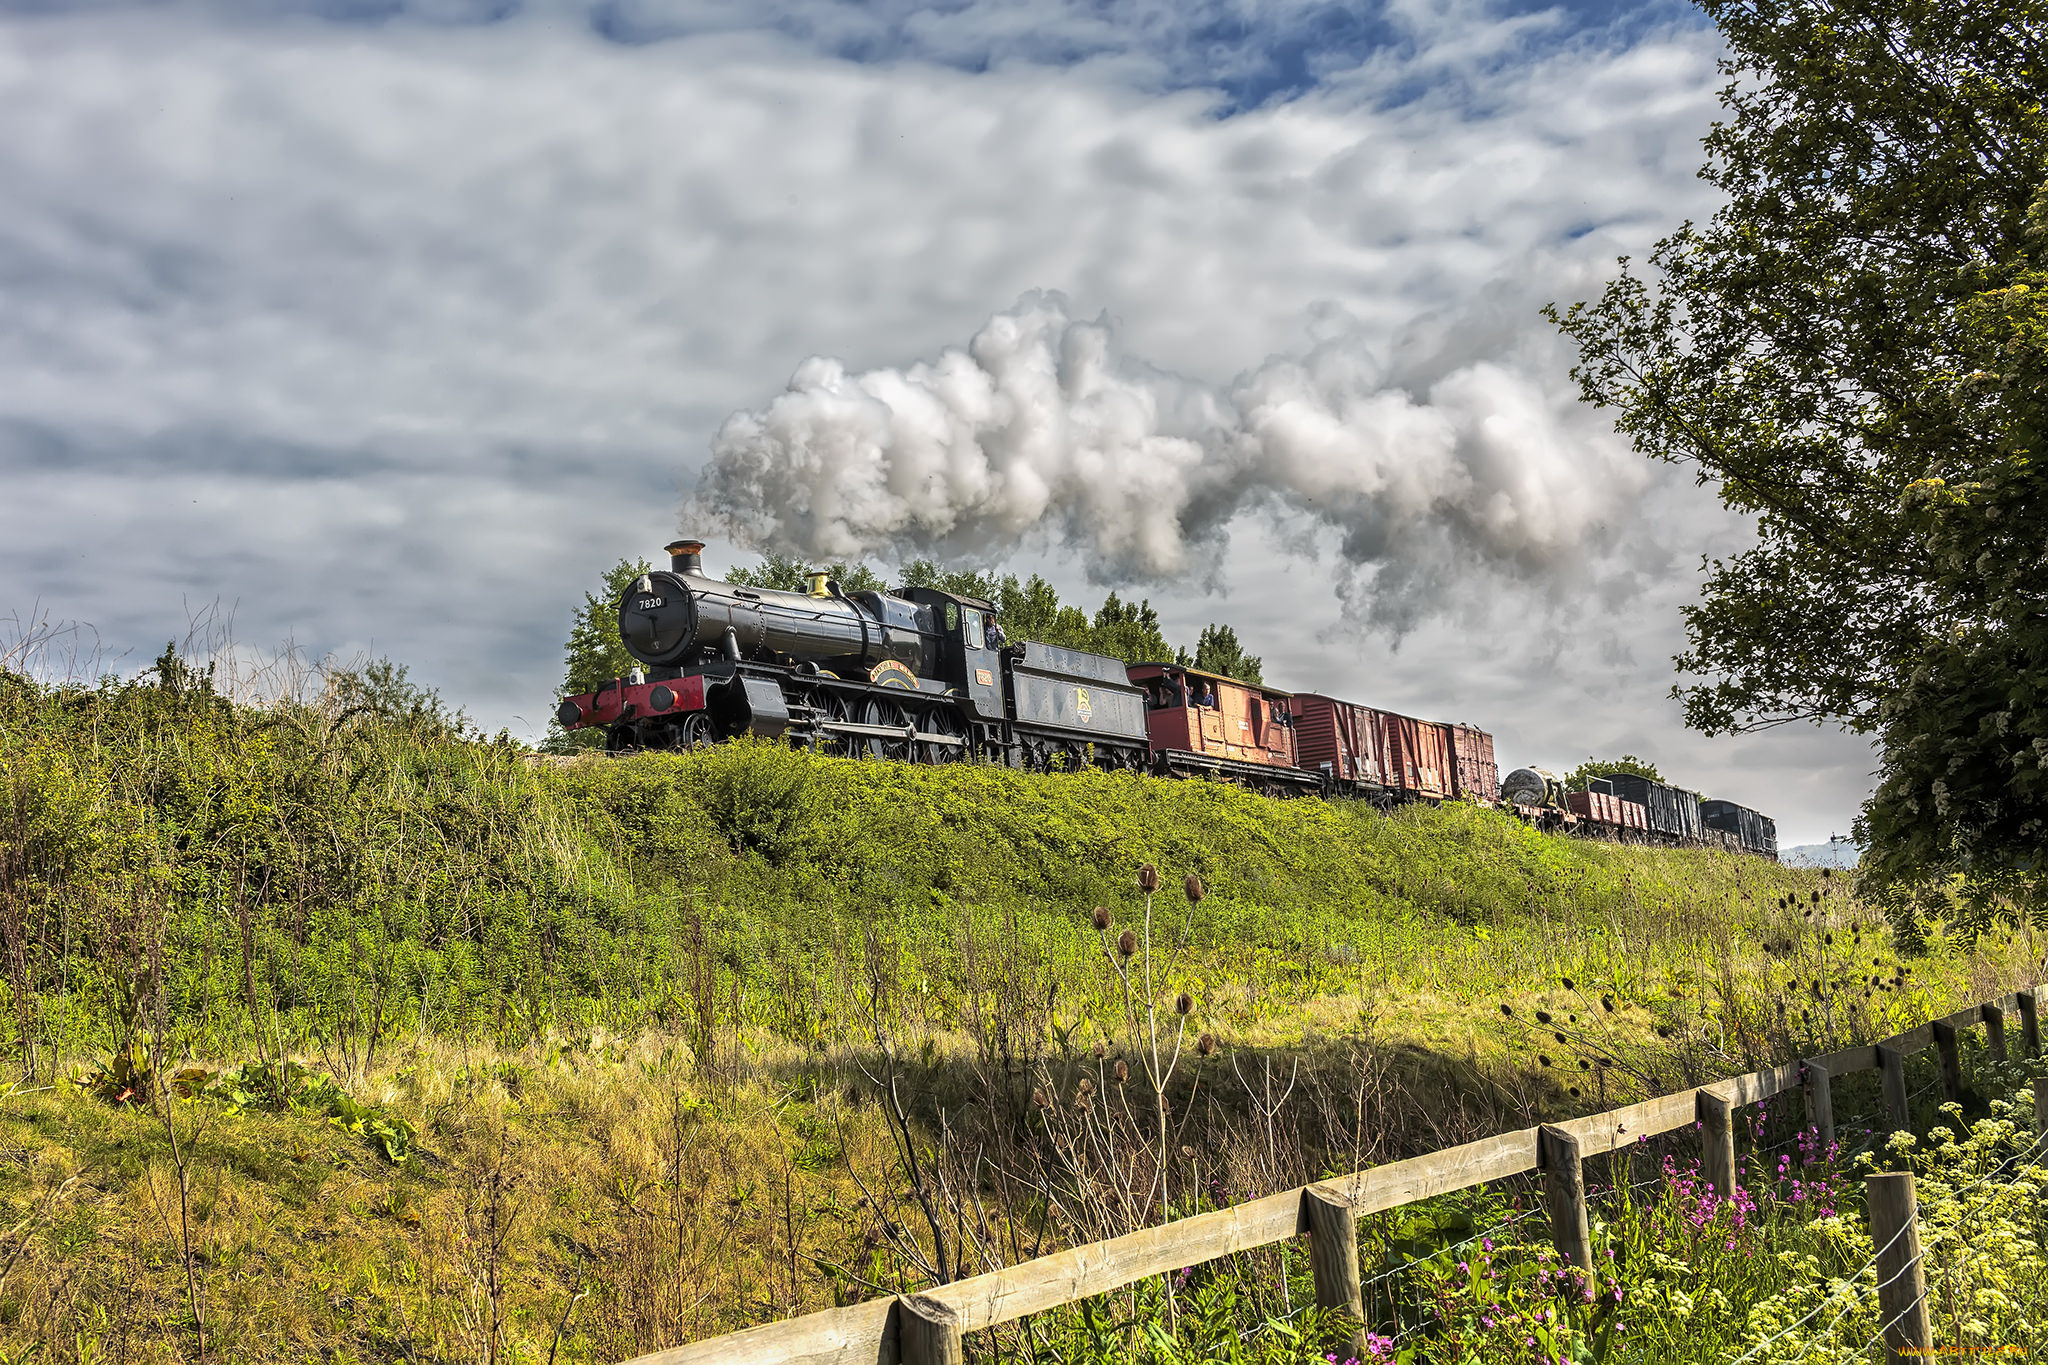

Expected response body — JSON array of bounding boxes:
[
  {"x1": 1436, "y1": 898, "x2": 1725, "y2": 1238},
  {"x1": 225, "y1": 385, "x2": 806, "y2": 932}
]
[
  {"x1": 1550, "y1": 0, "x2": 2048, "y2": 738},
  {"x1": 1181, "y1": 624, "x2": 1262, "y2": 684},
  {"x1": 1860, "y1": 193, "x2": 2048, "y2": 920},
  {"x1": 1089, "y1": 593, "x2": 1175, "y2": 666},
  {"x1": 545, "y1": 557, "x2": 650, "y2": 752},
  {"x1": 1563, "y1": 755, "x2": 1663, "y2": 793},
  {"x1": 899, "y1": 558, "x2": 1002, "y2": 603},
  {"x1": 993, "y1": 574, "x2": 1096, "y2": 651},
  {"x1": 724, "y1": 552, "x2": 887, "y2": 594},
  {"x1": 1548, "y1": 0, "x2": 2048, "y2": 906}
]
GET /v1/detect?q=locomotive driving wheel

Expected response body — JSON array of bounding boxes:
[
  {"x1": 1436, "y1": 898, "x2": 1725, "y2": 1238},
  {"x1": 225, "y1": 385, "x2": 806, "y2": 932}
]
[
  {"x1": 914, "y1": 707, "x2": 965, "y2": 765},
  {"x1": 813, "y1": 690, "x2": 853, "y2": 757},
  {"x1": 856, "y1": 697, "x2": 912, "y2": 761}
]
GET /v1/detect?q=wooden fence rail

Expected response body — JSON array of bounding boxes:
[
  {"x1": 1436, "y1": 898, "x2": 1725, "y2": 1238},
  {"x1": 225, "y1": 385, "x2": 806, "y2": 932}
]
[{"x1": 624, "y1": 988, "x2": 2042, "y2": 1365}]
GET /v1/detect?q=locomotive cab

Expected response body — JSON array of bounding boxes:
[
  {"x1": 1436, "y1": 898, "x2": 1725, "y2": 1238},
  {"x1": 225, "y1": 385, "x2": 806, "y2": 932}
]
[{"x1": 897, "y1": 587, "x2": 1005, "y2": 720}]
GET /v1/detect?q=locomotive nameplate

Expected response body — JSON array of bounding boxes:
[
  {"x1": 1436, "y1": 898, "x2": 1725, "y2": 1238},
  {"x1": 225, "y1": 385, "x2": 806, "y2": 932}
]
[
  {"x1": 869, "y1": 659, "x2": 919, "y2": 689},
  {"x1": 975, "y1": 669, "x2": 993, "y2": 686}
]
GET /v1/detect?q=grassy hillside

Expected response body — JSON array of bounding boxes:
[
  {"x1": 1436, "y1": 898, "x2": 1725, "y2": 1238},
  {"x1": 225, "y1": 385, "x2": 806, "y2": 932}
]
[{"x1": 0, "y1": 662, "x2": 2037, "y2": 1362}]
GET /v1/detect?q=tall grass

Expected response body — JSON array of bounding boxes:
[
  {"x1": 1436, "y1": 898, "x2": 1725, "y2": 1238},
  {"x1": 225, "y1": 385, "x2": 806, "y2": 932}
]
[{"x1": 0, "y1": 652, "x2": 2038, "y2": 1362}]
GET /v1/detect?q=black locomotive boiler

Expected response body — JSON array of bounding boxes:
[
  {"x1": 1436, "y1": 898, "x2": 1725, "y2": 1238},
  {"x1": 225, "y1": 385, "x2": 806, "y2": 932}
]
[{"x1": 556, "y1": 540, "x2": 1152, "y2": 771}]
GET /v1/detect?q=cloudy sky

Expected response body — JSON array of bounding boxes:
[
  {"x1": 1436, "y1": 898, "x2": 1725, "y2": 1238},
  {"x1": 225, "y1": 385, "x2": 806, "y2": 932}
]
[{"x1": 0, "y1": 0, "x2": 1870, "y2": 845}]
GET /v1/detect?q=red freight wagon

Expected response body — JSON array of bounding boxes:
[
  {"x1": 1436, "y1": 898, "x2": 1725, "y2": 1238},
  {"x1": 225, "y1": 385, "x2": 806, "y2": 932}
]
[
  {"x1": 1380, "y1": 712, "x2": 1456, "y2": 802},
  {"x1": 1449, "y1": 723, "x2": 1499, "y2": 804},
  {"x1": 1567, "y1": 790, "x2": 1612, "y2": 825},
  {"x1": 1290, "y1": 693, "x2": 1393, "y2": 796},
  {"x1": 1125, "y1": 664, "x2": 1323, "y2": 794}
]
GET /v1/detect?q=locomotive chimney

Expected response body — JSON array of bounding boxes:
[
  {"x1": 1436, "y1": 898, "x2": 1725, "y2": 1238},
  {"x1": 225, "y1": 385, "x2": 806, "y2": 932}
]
[{"x1": 665, "y1": 539, "x2": 705, "y2": 576}]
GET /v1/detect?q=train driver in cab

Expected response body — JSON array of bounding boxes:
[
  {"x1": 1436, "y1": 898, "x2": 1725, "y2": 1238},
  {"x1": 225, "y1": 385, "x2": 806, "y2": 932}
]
[{"x1": 984, "y1": 612, "x2": 1006, "y2": 648}]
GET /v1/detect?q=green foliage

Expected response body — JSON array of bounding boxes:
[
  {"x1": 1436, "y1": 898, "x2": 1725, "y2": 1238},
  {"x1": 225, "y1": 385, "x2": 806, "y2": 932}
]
[
  {"x1": 1549, "y1": 0, "x2": 2048, "y2": 911},
  {"x1": 328, "y1": 657, "x2": 473, "y2": 741},
  {"x1": 725, "y1": 551, "x2": 886, "y2": 594},
  {"x1": 1179, "y1": 623, "x2": 1263, "y2": 683},
  {"x1": 1564, "y1": 755, "x2": 1663, "y2": 792},
  {"x1": 1551, "y1": 0, "x2": 2048, "y2": 739},
  {"x1": 549, "y1": 556, "x2": 653, "y2": 752},
  {"x1": 686, "y1": 739, "x2": 825, "y2": 864},
  {"x1": 198, "y1": 1059, "x2": 417, "y2": 1164},
  {"x1": 1858, "y1": 192, "x2": 2048, "y2": 922},
  {"x1": 0, "y1": 652, "x2": 1839, "y2": 1076}
]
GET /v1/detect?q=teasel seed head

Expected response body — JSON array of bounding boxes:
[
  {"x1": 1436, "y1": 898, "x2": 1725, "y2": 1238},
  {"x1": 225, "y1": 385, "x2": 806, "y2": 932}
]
[
  {"x1": 1091, "y1": 906, "x2": 1112, "y2": 931},
  {"x1": 1184, "y1": 873, "x2": 1205, "y2": 904},
  {"x1": 1175, "y1": 992, "x2": 1193, "y2": 1016},
  {"x1": 1197, "y1": 1032, "x2": 1216, "y2": 1056},
  {"x1": 1117, "y1": 929, "x2": 1138, "y2": 959},
  {"x1": 1112, "y1": 1059, "x2": 1129, "y2": 1084},
  {"x1": 1137, "y1": 864, "x2": 1160, "y2": 893}
]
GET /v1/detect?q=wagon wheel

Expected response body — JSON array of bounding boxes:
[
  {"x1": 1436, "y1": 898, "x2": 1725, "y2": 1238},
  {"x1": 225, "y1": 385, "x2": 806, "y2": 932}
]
[
  {"x1": 915, "y1": 707, "x2": 966, "y2": 765},
  {"x1": 856, "y1": 697, "x2": 912, "y2": 762},
  {"x1": 605, "y1": 722, "x2": 636, "y2": 754}
]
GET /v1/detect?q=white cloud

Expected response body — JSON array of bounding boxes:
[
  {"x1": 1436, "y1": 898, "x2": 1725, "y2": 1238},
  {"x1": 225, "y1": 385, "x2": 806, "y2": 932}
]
[{"x1": 0, "y1": 2, "x2": 1875, "y2": 840}]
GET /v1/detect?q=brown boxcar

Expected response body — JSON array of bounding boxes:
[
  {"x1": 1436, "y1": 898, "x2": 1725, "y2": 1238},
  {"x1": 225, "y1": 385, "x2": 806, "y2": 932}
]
[
  {"x1": 1125, "y1": 664, "x2": 1320, "y2": 791},
  {"x1": 1449, "y1": 723, "x2": 1499, "y2": 804},
  {"x1": 1379, "y1": 712, "x2": 1456, "y2": 802},
  {"x1": 1290, "y1": 693, "x2": 1393, "y2": 793}
]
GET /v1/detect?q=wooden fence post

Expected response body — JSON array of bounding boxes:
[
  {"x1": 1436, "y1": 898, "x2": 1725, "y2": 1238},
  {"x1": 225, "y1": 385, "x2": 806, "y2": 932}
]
[
  {"x1": 1697, "y1": 1091, "x2": 1736, "y2": 1201},
  {"x1": 899, "y1": 1295, "x2": 963, "y2": 1365},
  {"x1": 1931, "y1": 1020, "x2": 1962, "y2": 1103},
  {"x1": 1983, "y1": 1003, "x2": 2008, "y2": 1064},
  {"x1": 2020, "y1": 988, "x2": 2042, "y2": 1056},
  {"x1": 1539, "y1": 1125, "x2": 1592, "y2": 1273},
  {"x1": 1304, "y1": 1189, "x2": 1367, "y2": 1356},
  {"x1": 1878, "y1": 1045, "x2": 1910, "y2": 1133},
  {"x1": 2036, "y1": 1077, "x2": 2047, "y2": 1146},
  {"x1": 1802, "y1": 1059, "x2": 1834, "y2": 1150},
  {"x1": 1867, "y1": 1172, "x2": 1932, "y2": 1365}
]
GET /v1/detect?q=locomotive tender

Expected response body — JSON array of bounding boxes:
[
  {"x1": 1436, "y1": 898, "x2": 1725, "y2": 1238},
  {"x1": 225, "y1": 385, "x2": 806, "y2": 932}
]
[{"x1": 555, "y1": 540, "x2": 1778, "y2": 857}]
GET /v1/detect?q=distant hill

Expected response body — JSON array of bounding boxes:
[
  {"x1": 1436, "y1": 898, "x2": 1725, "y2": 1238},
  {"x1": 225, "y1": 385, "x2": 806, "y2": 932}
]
[{"x1": 1780, "y1": 841, "x2": 1861, "y2": 868}]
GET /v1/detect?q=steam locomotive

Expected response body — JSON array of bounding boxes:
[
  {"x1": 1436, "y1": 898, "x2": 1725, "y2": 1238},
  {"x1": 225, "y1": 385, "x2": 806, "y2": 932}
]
[
  {"x1": 556, "y1": 539, "x2": 1156, "y2": 774},
  {"x1": 554, "y1": 540, "x2": 1778, "y2": 855}
]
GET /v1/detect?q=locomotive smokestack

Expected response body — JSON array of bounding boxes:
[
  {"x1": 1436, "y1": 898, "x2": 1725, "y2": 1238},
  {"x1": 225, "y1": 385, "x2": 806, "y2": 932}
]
[{"x1": 666, "y1": 539, "x2": 705, "y2": 576}]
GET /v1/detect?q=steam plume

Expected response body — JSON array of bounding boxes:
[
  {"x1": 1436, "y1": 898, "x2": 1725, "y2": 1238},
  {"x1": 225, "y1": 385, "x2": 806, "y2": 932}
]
[{"x1": 690, "y1": 290, "x2": 1644, "y2": 629}]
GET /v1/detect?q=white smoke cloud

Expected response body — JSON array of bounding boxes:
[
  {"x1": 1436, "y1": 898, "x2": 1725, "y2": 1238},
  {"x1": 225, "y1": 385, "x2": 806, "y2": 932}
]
[{"x1": 691, "y1": 289, "x2": 1647, "y2": 629}]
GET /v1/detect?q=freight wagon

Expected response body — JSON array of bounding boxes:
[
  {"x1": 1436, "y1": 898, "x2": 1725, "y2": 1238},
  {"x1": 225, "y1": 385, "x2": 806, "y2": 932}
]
[{"x1": 1125, "y1": 664, "x2": 1325, "y2": 795}]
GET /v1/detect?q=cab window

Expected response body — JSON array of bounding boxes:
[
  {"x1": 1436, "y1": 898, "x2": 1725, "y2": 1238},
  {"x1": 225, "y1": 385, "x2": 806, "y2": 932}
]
[
  {"x1": 962, "y1": 609, "x2": 984, "y2": 650},
  {"x1": 945, "y1": 604, "x2": 959, "y2": 631}
]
